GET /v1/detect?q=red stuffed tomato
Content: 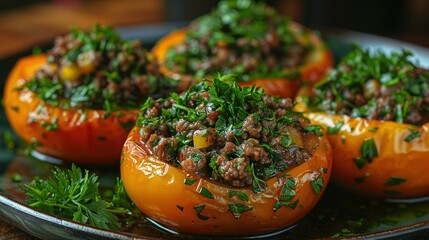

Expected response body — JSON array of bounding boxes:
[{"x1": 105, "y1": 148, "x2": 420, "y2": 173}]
[
  {"x1": 295, "y1": 47, "x2": 429, "y2": 198},
  {"x1": 4, "y1": 55, "x2": 138, "y2": 165},
  {"x1": 152, "y1": 0, "x2": 333, "y2": 99},
  {"x1": 3, "y1": 25, "x2": 180, "y2": 165},
  {"x1": 121, "y1": 77, "x2": 332, "y2": 235}
]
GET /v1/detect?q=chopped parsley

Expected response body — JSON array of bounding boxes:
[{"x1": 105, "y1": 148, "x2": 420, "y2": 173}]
[
  {"x1": 327, "y1": 122, "x2": 344, "y2": 134},
  {"x1": 176, "y1": 205, "x2": 184, "y2": 212},
  {"x1": 228, "y1": 190, "x2": 249, "y2": 201},
  {"x1": 273, "y1": 177, "x2": 297, "y2": 212},
  {"x1": 385, "y1": 176, "x2": 407, "y2": 186},
  {"x1": 164, "y1": 0, "x2": 311, "y2": 81},
  {"x1": 322, "y1": 167, "x2": 328, "y2": 174},
  {"x1": 311, "y1": 175, "x2": 324, "y2": 194},
  {"x1": 360, "y1": 138, "x2": 378, "y2": 163},
  {"x1": 304, "y1": 125, "x2": 324, "y2": 136},
  {"x1": 11, "y1": 173, "x2": 23, "y2": 183},
  {"x1": 194, "y1": 204, "x2": 209, "y2": 220},
  {"x1": 353, "y1": 157, "x2": 366, "y2": 169},
  {"x1": 199, "y1": 187, "x2": 215, "y2": 199},
  {"x1": 341, "y1": 135, "x2": 346, "y2": 144},
  {"x1": 228, "y1": 203, "x2": 254, "y2": 219},
  {"x1": 40, "y1": 117, "x2": 59, "y2": 132},
  {"x1": 21, "y1": 24, "x2": 179, "y2": 111},
  {"x1": 405, "y1": 129, "x2": 421, "y2": 142},
  {"x1": 368, "y1": 127, "x2": 379, "y2": 132},
  {"x1": 308, "y1": 47, "x2": 429, "y2": 125},
  {"x1": 138, "y1": 75, "x2": 317, "y2": 190},
  {"x1": 352, "y1": 138, "x2": 378, "y2": 169},
  {"x1": 273, "y1": 199, "x2": 299, "y2": 212},
  {"x1": 354, "y1": 173, "x2": 370, "y2": 183},
  {"x1": 3, "y1": 130, "x2": 15, "y2": 151},
  {"x1": 184, "y1": 178, "x2": 197, "y2": 186},
  {"x1": 10, "y1": 106, "x2": 19, "y2": 112}
]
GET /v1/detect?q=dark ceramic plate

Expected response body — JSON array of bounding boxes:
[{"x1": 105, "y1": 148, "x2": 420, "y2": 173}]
[{"x1": 1, "y1": 23, "x2": 429, "y2": 240}]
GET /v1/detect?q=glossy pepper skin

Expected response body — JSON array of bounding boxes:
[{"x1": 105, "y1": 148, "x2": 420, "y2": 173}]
[
  {"x1": 3, "y1": 55, "x2": 138, "y2": 165},
  {"x1": 152, "y1": 23, "x2": 334, "y2": 99},
  {"x1": 120, "y1": 125, "x2": 332, "y2": 236},
  {"x1": 295, "y1": 87, "x2": 429, "y2": 199}
]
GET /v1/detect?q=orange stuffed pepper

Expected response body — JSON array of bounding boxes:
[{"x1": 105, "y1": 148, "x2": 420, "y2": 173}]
[
  {"x1": 295, "y1": 47, "x2": 429, "y2": 198},
  {"x1": 121, "y1": 76, "x2": 332, "y2": 235},
  {"x1": 152, "y1": 0, "x2": 333, "y2": 99},
  {"x1": 3, "y1": 25, "x2": 181, "y2": 165}
]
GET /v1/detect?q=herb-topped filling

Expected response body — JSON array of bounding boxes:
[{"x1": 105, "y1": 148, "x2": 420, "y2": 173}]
[
  {"x1": 306, "y1": 47, "x2": 429, "y2": 125},
  {"x1": 137, "y1": 76, "x2": 322, "y2": 191},
  {"x1": 165, "y1": 0, "x2": 310, "y2": 81},
  {"x1": 23, "y1": 24, "x2": 178, "y2": 111}
]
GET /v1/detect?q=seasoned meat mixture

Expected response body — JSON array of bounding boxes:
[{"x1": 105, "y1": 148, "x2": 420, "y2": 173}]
[
  {"x1": 307, "y1": 47, "x2": 429, "y2": 125},
  {"x1": 137, "y1": 76, "x2": 322, "y2": 190},
  {"x1": 165, "y1": 0, "x2": 309, "y2": 81},
  {"x1": 24, "y1": 24, "x2": 179, "y2": 110}
]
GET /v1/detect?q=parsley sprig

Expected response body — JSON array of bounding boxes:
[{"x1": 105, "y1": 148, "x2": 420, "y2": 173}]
[{"x1": 24, "y1": 165, "x2": 141, "y2": 230}]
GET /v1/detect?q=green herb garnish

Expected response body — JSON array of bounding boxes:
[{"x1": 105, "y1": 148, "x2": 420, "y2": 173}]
[
  {"x1": 139, "y1": 76, "x2": 312, "y2": 190},
  {"x1": 11, "y1": 173, "x2": 23, "y2": 183},
  {"x1": 184, "y1": 178, "x2": 197, "y2": 185},
  {"x1": 327, "y1": 122, "x2": 344, "y2": 134},
  {"x1": 177, "y1": 205, "x2": 184, "y2": 212},
  {"x1": 304, "y1": 125, "x2": 324, "y2": 136},
  {"x1": 199, "y1": 187, "x2": 215, "y2": 199},
  {"x1": 353, "y1": 157, "x2": 366, "y2": 169},
  {"x1": 24, "y1": 165, "x2": 141, "y2": 230},
  {"x1": 165, "y1": 0, "x2": 310, "y2": 81},
  {"x1": 360, "y1": 138, "x2": 378, "y2": 163},
  {"x1": 354, "y1": 173, "x2": 370, "y2": 183},
  {"x1": 385, "y1": 176, "x2": 407, "y2": 186},
  {"x1": 21, "y1": 24, "x2": 178, "y2": 112},
  {"x1": 194, "y1": 204, "x2": 209, "y2": 220},
  {"x1": 308, "y1": 47, "x2": 429, "y2": 125},
  {"x1": 311, "y1": 175, "x2": 324, "y2": 194},
  {"x1": 405, "y1": 129, "x2": 421, "y2": 142},
  {"x1": 368, "y1": 127, "x2": 379, "y2": 132},
  {"x1": 228, "y1": 190, "x2": 249, "y2": 201},
  {"x1": 228, "y1": 203, "x2": 254, "y2": 219}
]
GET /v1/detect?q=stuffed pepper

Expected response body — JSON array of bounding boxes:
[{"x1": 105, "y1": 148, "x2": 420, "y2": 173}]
[
  {"x1": 295, "y1": 47, "x2": 429, "y2": 198},
  {"x1": 153, "y1": 0, "x2": 333, "y2": 98},
  {"x1": 121, "y1": 76, "x2": 332, "y2": 235},
  {"x1": 3, "y1": 25, "x2": 182, "y2": 165}
]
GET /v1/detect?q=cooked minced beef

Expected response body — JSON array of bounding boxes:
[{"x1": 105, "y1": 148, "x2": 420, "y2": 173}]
[
  {"x1": 24, "y1": 24, "x2": 179, "y2": 110},
  {"x1": 137, "y1": 76, "x2": 321, "y2": 189},
  {"x1": 165, "y1": 0, "x2": 309, "y2": 81},
  {"x1": 307, "y1": 47, "x2": 429, "y2": 125}
]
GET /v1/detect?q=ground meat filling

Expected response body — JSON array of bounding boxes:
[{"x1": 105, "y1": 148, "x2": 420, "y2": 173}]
[
  {"x1": 137, "y1": 77, "x2": 321, "y2": 189},
  {"x1": 24, "y1": 24, "x2": 179, "y2": 110},
  {"x1": 165, "y1": 0, "x2": 309, "y2": 81},
  {"x1": 308, "y1": 48, "x2": 429, "y2": 125}
]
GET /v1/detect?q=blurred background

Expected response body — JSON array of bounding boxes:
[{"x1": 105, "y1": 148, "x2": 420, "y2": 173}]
[{"x1": 0, "y1": 0, "x2": 428, "y2": 60}]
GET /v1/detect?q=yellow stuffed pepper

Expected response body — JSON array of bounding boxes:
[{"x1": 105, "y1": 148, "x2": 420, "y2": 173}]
[{"x1": 295, "y1": 47, "x2": 429, "y2": 198}]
